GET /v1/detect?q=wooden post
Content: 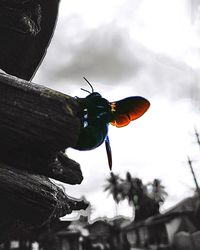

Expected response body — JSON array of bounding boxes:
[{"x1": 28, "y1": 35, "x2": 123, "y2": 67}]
[
  {"x1": 0, "y1": 72, "x2": 89, "y2": 240},
  {"x1": 0, "y1": 72, "x2": 83, "y2": 183}
]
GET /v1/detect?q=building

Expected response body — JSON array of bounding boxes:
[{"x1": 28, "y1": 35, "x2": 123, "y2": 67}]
[{"x1": 122, "y1": 195, "x2": 200, "y2": 250}]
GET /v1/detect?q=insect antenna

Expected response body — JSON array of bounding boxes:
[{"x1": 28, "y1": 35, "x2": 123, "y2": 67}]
[
  {"x1": 81, "y1": 77, "x2": 94, "y2": 93},
  {"x1": 80, "y1": 88, "x2": 91, "y2": 94}
]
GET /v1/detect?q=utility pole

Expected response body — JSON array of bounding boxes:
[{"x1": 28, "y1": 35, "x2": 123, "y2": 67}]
[
  {"x1": 194, "y1": 127, "x2": 200, "y2": 150},
  {"x1": 187, "y1": 156, "x2": 200, "y2": 199}
]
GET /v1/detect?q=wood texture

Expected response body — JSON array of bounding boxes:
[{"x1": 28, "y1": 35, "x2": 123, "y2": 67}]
[
  {"x1": 0, "y1": 72, "x2": 89, "y2": 236},
  {"x1": 0, "y1": 72, "x2": 82, "y2": 183},
  {"x1": 0, "y1": 163, "x2": 88, "y2": 241}
]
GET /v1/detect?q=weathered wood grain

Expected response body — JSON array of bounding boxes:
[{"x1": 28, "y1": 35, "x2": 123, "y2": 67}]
[
  {"x1": 0, "y1": 72, "x2": 89, "y2": 237},
  {"x1": 0, "y1": 72, "x2": 82, "y2": 183},
  {"x1": 0, "y1": 163, "x2": 88, "y2": 241}
]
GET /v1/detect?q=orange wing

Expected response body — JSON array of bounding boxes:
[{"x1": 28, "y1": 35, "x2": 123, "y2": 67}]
[{"x1": 110, "y1": 96, "x2": 150, "y2": 128}]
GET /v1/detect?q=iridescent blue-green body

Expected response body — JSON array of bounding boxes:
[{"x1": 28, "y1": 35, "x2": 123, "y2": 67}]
[{"x1": 75, "y1": 92, "x2": 113, "y2": 150}]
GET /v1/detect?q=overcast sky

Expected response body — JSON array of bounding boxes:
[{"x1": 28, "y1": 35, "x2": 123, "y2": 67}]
[{"x1": 34, "y1": 0, "x2": 200, "y2": 220}]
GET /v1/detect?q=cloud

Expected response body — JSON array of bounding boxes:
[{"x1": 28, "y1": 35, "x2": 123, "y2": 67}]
[
  {"x1": 134, "y1": 53, "x2": 200, "y2": 102},
  {"x1": 35, "y1": 12, "x2": 200, "y2": 104},
  {"x1": 37, "y1": 19, "x2": 142, "y2": 84}
]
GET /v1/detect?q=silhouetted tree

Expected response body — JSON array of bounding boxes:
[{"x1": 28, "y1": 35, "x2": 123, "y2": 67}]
[
  {"x1": 147, "y1": 179, "x2": 168, "y2": 206},
  {"x1": 104, "y1": 172, "x2": 168, "y2": 221},
  {"x1": 104, "y1": 172, "x2": 124, "y2": 215},
  {"x1": 123, "y1": 173, "x2": 168, "y2": 221}
]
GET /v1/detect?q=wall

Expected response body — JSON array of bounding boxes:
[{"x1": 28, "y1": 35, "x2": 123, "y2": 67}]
[{"x1": 165, "y1": 217, "x2": 181, "y2": 244}]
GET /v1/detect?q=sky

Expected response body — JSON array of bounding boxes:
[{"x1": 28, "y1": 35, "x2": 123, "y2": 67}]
[{"x1": 34, "y1": 0, "x2": 200, "y2": 220}]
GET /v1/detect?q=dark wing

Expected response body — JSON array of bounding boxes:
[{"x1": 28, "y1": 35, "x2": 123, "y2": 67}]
[
  {"x1": 110, "y1": 96, "x2": 150, "y2": 128},
  {"x1": 105, "y1": 136, "x2": 112, "y2": 170}
]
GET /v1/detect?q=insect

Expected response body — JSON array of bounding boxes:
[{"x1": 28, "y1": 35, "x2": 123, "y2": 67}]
[{"x1": 74, "y1": 78, "x2": 150, "y2": 170}]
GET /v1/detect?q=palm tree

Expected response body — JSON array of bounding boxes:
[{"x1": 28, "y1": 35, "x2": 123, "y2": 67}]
[
  {"x1": 104, "y1": 172, "x2": 124, "y2": 215},
  {"x1": 120, "y1": 172, "x2": 149, "y2": 221},
  {"x1": 104, "y1": 172, "x2": 168, "y2": 221},
  {"x1": 120, "y1": 173, "x2": 167, "y2": 221},
  {"x1": 146, "y1": 179, "x2": 168, "y2": 206}
]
